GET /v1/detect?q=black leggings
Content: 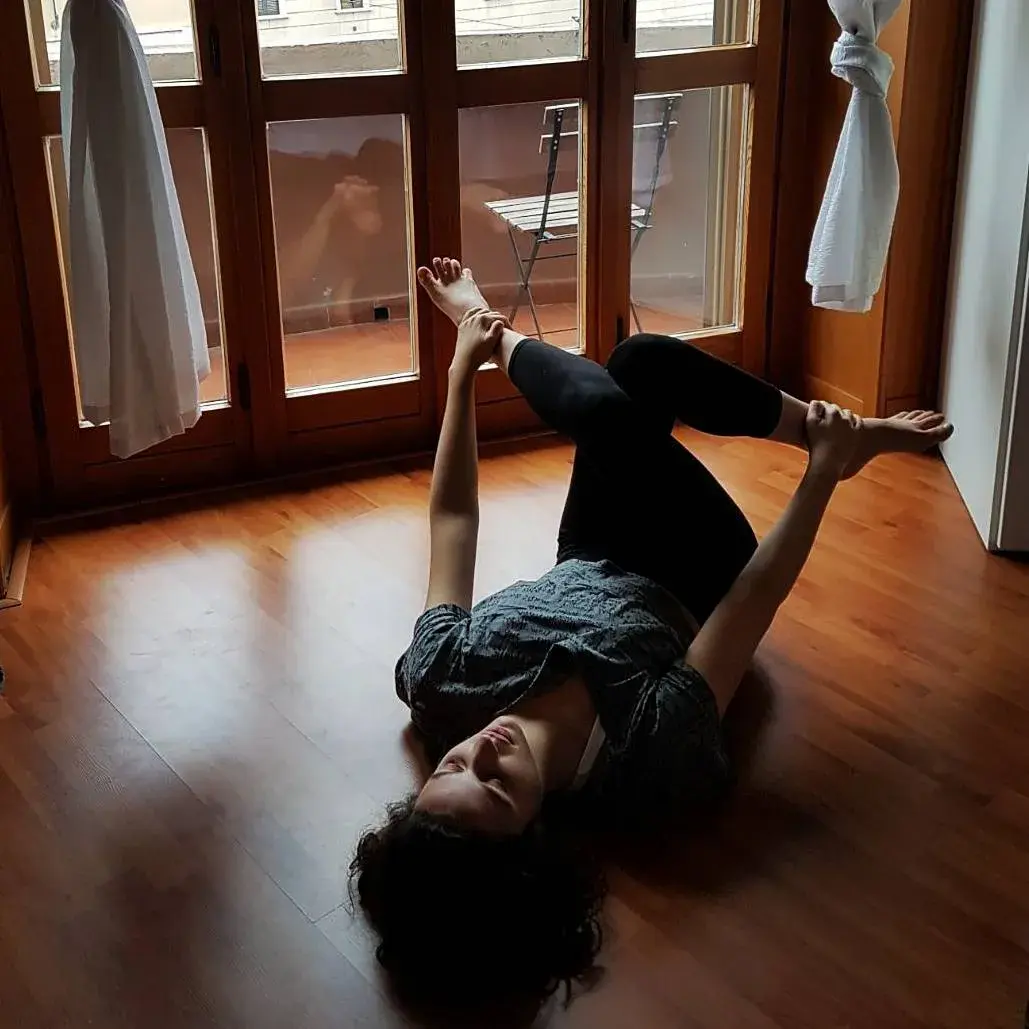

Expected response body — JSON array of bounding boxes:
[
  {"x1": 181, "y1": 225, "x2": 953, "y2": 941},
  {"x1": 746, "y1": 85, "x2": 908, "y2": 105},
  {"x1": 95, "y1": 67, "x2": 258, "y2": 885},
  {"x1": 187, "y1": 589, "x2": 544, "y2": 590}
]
[{"x1": 506, "y1": 334, "x2": 784, "y2": 624}]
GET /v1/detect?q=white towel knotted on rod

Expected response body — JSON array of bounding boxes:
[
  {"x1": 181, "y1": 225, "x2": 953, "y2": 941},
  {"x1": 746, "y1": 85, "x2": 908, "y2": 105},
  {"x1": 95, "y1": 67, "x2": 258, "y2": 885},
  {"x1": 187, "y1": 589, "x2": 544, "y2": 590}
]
[
  {"x1": 806, "y1": 0, "x2": 902, "y2": 313},
  {"x1": 60, "y1": 0, "x2": 210, "y2": 458}
]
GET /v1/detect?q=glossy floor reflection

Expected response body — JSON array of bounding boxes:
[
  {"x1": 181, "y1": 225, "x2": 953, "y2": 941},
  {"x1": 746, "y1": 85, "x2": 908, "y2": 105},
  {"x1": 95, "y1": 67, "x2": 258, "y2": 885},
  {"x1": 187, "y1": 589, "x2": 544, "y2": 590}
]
[{"x1": 1, "y1": 432, "x2": 1026, "y2": 1028}]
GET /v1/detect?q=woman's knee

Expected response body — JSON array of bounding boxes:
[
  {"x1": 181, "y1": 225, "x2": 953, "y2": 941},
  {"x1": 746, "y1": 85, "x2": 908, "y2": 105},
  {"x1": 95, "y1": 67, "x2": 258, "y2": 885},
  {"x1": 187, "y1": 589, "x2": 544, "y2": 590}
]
[
  {"x1": 606, "y1": 332, "x2": 665, "y2": 367},
  {"x1": 605, "y1": 332, "x2": 687, "y2": 384}
]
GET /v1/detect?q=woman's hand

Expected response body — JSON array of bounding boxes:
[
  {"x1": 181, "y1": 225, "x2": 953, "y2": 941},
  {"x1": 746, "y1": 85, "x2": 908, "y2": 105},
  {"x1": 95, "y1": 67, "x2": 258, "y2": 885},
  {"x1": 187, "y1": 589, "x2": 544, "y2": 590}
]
[
  {"x1": 805, "y1": 401, "x2": 862, "y2": 480},
  {"x1": 451, "y1": 309, "x2": 509, "y2": 380}
]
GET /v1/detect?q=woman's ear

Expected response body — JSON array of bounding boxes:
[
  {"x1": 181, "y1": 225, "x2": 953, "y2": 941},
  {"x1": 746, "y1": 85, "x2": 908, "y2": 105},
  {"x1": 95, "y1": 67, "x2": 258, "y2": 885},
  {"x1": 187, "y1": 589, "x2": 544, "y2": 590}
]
[{"x1": 401, "y1": 723, "x2": 436, "y2": 783}]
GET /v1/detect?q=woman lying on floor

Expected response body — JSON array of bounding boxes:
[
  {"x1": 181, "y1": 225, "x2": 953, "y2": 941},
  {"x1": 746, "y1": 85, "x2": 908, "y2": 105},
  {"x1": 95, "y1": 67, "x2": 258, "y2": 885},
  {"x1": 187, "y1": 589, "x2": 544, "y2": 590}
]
[{"x1": 350, "y1": 259, "x2": 952, "y2": 1012}]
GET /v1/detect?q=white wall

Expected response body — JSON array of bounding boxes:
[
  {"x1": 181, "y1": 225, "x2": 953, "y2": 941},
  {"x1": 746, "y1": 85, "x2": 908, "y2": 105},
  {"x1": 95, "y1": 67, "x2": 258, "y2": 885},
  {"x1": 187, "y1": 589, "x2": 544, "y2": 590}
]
[
  {"x1": 938, "y1": 0, "x2": 1029, "y2": 550},
  {"x1": 994, "y1": 220, "x2": 1029, "y2": 550}
]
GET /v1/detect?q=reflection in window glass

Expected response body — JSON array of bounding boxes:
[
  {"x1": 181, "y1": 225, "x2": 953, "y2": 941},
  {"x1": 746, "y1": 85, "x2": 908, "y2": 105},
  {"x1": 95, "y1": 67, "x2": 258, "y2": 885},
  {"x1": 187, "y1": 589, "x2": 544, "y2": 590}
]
[
  {"x1": 459, "y1": 101, "x2": 582, "y2": 351},
  {"x1": 457, "y1": 0, "x2": 582, "y2": 67},
  {"x1": 636, "y1": 0, "x2": 753, "y2": 56},
  {"x1": 256, "y1": 0, "x2": 401, "y2": 78},
  {"x1": 45, "y1": 129, "x2": 228, "y2": 419},
  {"x1": 629, "y1": 86, "x2": 747, "y2": 337},
  {"x1": 267, "y1": 116, "x2": 415, "y2": 392},
  {"x1": 25, "y1": 0, "x2": 199, "y2": 85}
]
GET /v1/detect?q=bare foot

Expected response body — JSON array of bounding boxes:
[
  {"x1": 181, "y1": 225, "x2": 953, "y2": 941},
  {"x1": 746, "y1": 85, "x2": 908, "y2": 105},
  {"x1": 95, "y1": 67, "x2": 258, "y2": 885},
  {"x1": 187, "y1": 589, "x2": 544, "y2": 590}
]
[
  {"x1": 842, "y1": 410, "x2": 954, "y2": 479},
  {"x1": 417, "y1": 257, "x2": 489, "y2": 327}
]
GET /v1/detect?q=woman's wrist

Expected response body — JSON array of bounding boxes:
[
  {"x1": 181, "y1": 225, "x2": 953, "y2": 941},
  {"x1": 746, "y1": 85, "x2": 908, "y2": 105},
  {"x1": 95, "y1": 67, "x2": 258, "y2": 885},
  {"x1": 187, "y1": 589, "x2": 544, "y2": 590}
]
[
  {"x1": 802, "y1": 457, "x2": 842, "y2": 492},
  {"x1": 448, "y1": 359, "x2": 478, "y2": 391}
]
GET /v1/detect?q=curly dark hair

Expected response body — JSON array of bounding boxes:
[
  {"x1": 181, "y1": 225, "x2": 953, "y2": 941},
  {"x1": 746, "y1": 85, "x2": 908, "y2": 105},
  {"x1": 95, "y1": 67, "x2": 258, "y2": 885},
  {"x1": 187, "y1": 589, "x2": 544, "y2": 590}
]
[{"x1": 348, "y1": 794, "x2": 606, "y2": 1015}]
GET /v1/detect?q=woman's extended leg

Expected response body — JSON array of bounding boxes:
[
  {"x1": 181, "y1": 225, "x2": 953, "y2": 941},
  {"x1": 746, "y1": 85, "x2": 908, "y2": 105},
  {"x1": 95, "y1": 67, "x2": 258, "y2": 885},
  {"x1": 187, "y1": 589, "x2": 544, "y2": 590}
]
[{"x1": 418, "y1": 257, "x2": 645, "y2": 448}]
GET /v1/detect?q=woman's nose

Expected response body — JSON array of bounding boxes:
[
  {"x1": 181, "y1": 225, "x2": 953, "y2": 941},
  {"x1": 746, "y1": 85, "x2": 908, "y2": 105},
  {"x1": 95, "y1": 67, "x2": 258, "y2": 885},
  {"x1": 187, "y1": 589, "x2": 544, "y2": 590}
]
[{"x1": 469, "y1": 735, "x2": 499, "y2": 778}]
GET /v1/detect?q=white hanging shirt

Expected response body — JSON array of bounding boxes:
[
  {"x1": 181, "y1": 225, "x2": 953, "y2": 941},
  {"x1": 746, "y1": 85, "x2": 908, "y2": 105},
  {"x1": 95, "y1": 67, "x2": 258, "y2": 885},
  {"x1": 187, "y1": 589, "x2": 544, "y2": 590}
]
[
  {"x1": 61, "y1": 0, "x2": 210, "y2": 458},
  {"x1": 806, "y1": 0, "x2": 902, "y2": 313}
]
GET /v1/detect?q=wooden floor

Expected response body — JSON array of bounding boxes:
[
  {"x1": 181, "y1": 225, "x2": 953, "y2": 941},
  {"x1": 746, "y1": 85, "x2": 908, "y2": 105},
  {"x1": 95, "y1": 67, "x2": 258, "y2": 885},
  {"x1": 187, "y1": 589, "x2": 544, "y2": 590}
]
[
  {"x1": 202, "y1": 303, "x2": 702, "y2": 403},
  {"x1": 1, "y1": 433, "x2": 1027, "y2": 1028}
]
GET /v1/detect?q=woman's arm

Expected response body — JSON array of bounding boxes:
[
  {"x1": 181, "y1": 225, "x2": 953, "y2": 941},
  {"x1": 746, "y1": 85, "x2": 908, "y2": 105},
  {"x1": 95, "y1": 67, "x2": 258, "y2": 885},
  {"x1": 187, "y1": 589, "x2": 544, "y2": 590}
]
[
  {"x1": 685, "y1": 402, "x2": 860, "y2": 714},
  {"x1": 279, "y1": 187, "x2": 343, "y2": 303},
  {"x1": 423, "y1": 311, "x2": 506, "y2": 611}
]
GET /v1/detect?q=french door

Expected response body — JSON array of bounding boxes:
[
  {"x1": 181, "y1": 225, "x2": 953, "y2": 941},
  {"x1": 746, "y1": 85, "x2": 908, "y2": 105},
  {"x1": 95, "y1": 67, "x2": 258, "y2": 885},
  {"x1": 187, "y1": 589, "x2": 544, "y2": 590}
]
[
  {"x1": 0, "y1": 0, "x2": 784, "y2": 510},
  {"x1": 236, "y1": 0, "x2": 608, "y2": 458}
]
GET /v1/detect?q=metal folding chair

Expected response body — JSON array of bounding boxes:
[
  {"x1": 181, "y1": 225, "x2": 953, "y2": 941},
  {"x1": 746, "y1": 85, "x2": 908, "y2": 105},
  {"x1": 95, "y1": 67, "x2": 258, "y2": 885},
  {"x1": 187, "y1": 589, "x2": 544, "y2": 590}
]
[
  {"x1": 482, "y1": 104, "x2": 580, "y2": 339},
  {"x1": 628, "y1": 92, "x2": 683, "y2": 332},
  {"x1": 483, "y1": 94, "x2": 682, "y2": 339}
]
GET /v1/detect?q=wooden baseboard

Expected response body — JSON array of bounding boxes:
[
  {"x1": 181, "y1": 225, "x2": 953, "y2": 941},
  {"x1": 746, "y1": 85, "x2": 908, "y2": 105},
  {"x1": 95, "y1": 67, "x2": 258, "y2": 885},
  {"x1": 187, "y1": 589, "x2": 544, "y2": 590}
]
[
  {"x1": 33, "y1": 432, "x2": 560, "y2": 537},
  {"x1": 0, "y1": 533, "x2": 31, "y2": 610}
]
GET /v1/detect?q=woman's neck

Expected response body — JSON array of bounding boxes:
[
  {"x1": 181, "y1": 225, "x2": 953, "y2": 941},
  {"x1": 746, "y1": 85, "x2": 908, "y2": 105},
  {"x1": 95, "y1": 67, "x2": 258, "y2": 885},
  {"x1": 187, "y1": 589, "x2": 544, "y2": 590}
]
[{"x1": 508, "y1": 678, "x2": 597, "y2": 791}]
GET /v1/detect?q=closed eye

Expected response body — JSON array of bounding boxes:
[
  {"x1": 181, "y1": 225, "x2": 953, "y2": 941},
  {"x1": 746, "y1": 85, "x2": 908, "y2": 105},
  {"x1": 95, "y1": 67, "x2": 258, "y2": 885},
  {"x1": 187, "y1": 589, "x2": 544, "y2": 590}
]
[
  {"x1": 432, "y1": 758, "x2": 464, "y2": 778},
  {"x1": 431, "y1": 763, "x2": 511, "y2": 807}
]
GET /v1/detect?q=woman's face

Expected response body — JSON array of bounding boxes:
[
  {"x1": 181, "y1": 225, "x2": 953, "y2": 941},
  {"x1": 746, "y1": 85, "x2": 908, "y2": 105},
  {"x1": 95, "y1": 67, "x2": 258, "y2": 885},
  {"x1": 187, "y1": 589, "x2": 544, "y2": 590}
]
[{"x1": 415, "y1": 717, "x2": 543, "y2": 835}]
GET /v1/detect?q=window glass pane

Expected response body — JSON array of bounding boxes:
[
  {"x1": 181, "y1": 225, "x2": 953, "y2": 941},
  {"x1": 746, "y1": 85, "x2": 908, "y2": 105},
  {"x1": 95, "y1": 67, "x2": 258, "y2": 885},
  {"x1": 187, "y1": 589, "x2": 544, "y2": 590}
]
[
  {"x1": 256, "y1": 0, "x2": 401, "y2": 78},
  {"x1": 636, "y1": 0, "x2": 753, "y2": 56},
  {"x1": 26, "y1": 0, "x2": 199, "y2": 86},
  {"x1": 267, "y1": 116, "x2": 415, "y2": 392},
  {"x1": 630, "y1": 86, "x2": 747, "y2": 336},
  {"x1": 459, "y1": 101, "x2": 582, "y2": 351},
  {"x1": 45, "y1": 128, "x2": 228, "y2": 422},
  {"x1": 457, "y1": 0, "x2": 582, "y2": 67}
]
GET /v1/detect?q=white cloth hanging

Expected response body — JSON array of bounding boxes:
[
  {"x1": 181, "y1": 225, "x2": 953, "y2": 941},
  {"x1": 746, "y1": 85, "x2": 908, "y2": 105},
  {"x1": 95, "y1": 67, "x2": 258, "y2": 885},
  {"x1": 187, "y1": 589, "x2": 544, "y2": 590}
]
[
  {"x1": 806, "y1": 0, "x2": 902, "y2": 313},
  {"x1": 60, "y1": 0, "x2": 209, "y2": 459}
]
